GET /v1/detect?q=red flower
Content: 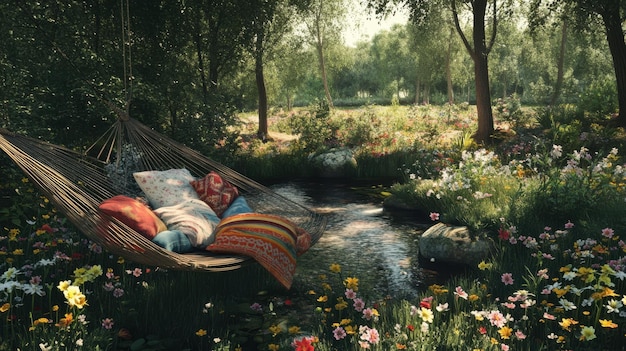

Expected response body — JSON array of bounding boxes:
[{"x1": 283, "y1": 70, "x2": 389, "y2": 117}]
[
  {"x1": 406, "y1": 324, "x2": 415, "y2": 332},
  {"x1": 419, "y1": 300, "x2": 431, "y2": 309},
  {"x1": 293, "y1": 338, "x2": 314, "y2": 351},
  {"x1": 284, "y1": 299, "x2": 293, "y2": 306},
  {"x1": 40, "y1": 224, "x2": 55, "y2": 233},
  {"x1": 498, "y1": 228, "x2": 510, "y2": 241},
  {"x1": 71, "y1": 252, "x2": 83, "y2": 260},
  {"x1": 478, "y1": 326, "x2": 487, "y2": 335}
]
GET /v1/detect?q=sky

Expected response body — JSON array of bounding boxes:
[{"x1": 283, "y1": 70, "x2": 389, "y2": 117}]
[{"x1": 343, "y1": 5, "x2": 409, "y2": 47}]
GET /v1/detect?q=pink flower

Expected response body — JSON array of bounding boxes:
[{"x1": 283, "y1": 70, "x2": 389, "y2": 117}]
[
  {"x1": 454, "y1": 286, "x2": 468, "y2": 300},
  {"x1": 353, "y1": 298, "x2": 365, "y2": 312},
  {"x1": 360, "y1": 327, "x2": 380, "y2": 344},
  {"x1": 345, "y1": 288, "x2": 356, "y2": 299},
  {"x1": 515, "y1": 330, "x2": 527, "y2": 340},
  {"x1": 564, "y1": 221, "x2": 574, "y2": 229},
  {"x1": 602, "y1": 228, "x2": 615, "y2": 238},
  {"x1": 113, "y1": 288, "x2": 124, "y2": 298},
  {"x1": 543, "y1": 312, "x2": 556, "y2": 320},
  {"x1": 501, "y1": 273, "x2": 514, "y2": 285},
  {"x1": 362, "y1": 308, "x2": 375, "y2": 320},
  {"x1": 101, "y1": 318, "x2": 114, "y2": 330},
  {"x1": 488, "y1": 310, "x2": 506, "y2": 328},
  {"x1": 429, "y1": 212, "x2": 440, "y2": 221},
  {"x1": 333, "y1": 326, "x2": 347, "y2": 340},
  {"x1": 501, "y1": 343, "x2": 509, "y2": 351}
]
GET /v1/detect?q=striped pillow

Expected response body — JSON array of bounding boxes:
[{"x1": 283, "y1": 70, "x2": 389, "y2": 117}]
[{"x1": 205, "y1": 213, "x2": 305, "y2": 289}]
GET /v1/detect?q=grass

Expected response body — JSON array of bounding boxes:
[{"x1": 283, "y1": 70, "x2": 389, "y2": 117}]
[{"x1": 1, "y1": 101, "x2": 626, "y2": 350}]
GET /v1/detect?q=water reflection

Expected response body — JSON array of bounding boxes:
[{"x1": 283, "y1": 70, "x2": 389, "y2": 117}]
[{"x1": 270, "y1": 181, "x2": 429, "y2": 299}]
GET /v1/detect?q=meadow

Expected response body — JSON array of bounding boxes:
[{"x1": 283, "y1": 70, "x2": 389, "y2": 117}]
[{"x1": 1, "y1": 99, "x2": 625, "y2": 350}]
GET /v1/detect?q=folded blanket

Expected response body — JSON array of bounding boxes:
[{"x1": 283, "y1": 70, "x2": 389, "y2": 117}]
[{"x1": 205, "y1": 213, "x2": 311, "y2": 289}]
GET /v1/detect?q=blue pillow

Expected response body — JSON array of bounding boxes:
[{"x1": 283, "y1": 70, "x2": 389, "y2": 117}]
[
  {"x1": 222, "y1": 196, "x2": 253, "y2": 218},
  {"x1": 152, "y1": 230, "x2": 194, "y2": 253}
]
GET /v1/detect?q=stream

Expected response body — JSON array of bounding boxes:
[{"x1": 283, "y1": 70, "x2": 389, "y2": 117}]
[{"x1": 270, "y1": 180, "x2": 452, "y2": 299}]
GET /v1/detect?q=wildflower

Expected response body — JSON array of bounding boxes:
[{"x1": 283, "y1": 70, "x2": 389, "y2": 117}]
[
  {"x1": 250, "y1": 302, "x2": 263, "y2": 312},
  {"x1": 601, "y1": 228, "x2": 615, "y2": 238},
  {"x1": 579, "y1": 326, "x2": 596, "y2": 341},
  {"x1": 500, "y1": 343, "x2": 509, "y2": 351},
  {"x1": 515, "y1": 330, "x2": 526, "y2": 340},
  {"x1": 429, "y1": 212, "x2": 439, "y2": 221},
  {"x1": 269, "y1": 324, "x2": 282, "y2": 336},
  {"x1": 289, "y1": 326, "x2": 301, "y2": 334},
  {"x1": 454, "y1": 286, "x2": 469, "y2": 300},
  {"x1": 113, "y1": 288, "x2": 124, "y2": 298},
  {"x1": 344, "y1": 277, "x2": 359, "y2": 291},
  {"x1": 268, "y1": 344, "x2": 280, "y2": 351},
  {"x1": 559, "y1": 318, "x2": 578, "y2": 331},
  {"x1": 195, "y1": 329, "x2": 207, "y2": 336},
  {"x1": 57, "y1": 280, "x2": 71, "y2": 292},
  {"x1": 488, "y1": 310, "x2": 507, "y2": 328},
  {"x1": 75, "y1": 339, "x2": 83, "y2": 347},
  {"x1": 498, "y1": 228, "x2": 510, "y2": 241},
  {"x1": 360, "y1": 327, "x2": 380, "y2": 344},
  {"x1": 329, "y1": 263, "x2": 341, "y2": 273},
  {"x1": 501, "y1": 273, "x2": 514, "y2": 285},
  {"x1": 605, "y1": 299, "x2": 623, "y2": 313},
  {"x1": 419, "y1": 307, "x2": 434, "y2": 323},
  {"x1": 599, "y1": 319, "x2": 618, "y2": 328},
  {"x1": 39, "y1": 343, "x2": 52, "y2": 351},
  {"x1": 101, "y1": 318, "x2": 114, "y2": 330},
  {"x1": 292, "y1": 337, "x2": 314, "y2": 351},
  {"x1": 478, "y1": 261, "x2": 492, "y2": 270},
  {"x1": 335, "y1": 297, "x2": 348, "y2": 310},
  {"x1": 564, "y1": 220, "x2": 574, "y2": 229},
  {"x1": 0, "y1": 303, "x2": 9, "y2": 313},
  {"x1": 345, "y1": 288, "x2": 356, "y2": 299},
  {"x1": 333, "y1": 326, "x2": 347, "y2": 340},
  {"x1": 362, "y1": 308, "x2": 379, "y2": 321},
  {"x1": 353, "y1": 297, "x2": 365, "y2": 312},
  {"x1": 436, "y1": 303, "x2": 449, "y2": 312},
  {"x1": 559, "y1": 298, "x2": 577, "y2": 311}
]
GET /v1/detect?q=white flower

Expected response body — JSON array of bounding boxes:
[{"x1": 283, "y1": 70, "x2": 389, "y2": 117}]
[
  {"x1": 559, "y1": 298, "x2": 577, "y2": 311},
  {"x1": 605, "y1": 299, "x2": 623, "y2": 314}
]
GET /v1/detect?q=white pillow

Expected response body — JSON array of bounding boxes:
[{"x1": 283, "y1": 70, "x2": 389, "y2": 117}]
[
  {"x1": 153, "y1": 199, "x2": 220, "y2": 247},
  {"x1": 133, "y1": 169, "x2": 198, "y2": 209}
]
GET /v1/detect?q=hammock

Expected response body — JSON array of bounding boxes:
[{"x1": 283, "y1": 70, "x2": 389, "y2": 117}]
[{"x1": 0, "y1": 116, "x2": 327, "y2": 272}]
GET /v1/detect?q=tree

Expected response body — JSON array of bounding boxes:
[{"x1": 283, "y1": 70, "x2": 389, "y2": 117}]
[
  {"x1": 299, "y1": 0, "x2": 348, "y2": 108},
  {"x1": 368, "y1": 0, "x2": 502, "y2": 144},
  {"x1": 534, "y1": 0, "x2": 626, "y2": 124}
]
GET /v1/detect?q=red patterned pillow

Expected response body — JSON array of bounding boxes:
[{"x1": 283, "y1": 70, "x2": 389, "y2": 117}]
[
  {"x1": 98, "y1": 195, "x2": 167, "y2": 239},
  {"x1": 206, "y1": 213, "x2": 300, "y2": 289},
  {"x1": 190, "y1": 172, "x2": 239, "y2": 217}
]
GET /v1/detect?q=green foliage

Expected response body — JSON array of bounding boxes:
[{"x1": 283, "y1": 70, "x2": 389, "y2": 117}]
[
  {"x1": 288, "y1": 100, "x2": 335, "y2": 151},
  {"x1": 577, "y1": 78, "x2": 618, "y2": 118}
]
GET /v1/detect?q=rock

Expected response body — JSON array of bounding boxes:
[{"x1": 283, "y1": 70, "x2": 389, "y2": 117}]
[
  {"x1": 310, "y1": 148, "x2": 357, "y2": 178},
  {"x1": 418, "y1": 222, "x2": 493, "y2": 266}
]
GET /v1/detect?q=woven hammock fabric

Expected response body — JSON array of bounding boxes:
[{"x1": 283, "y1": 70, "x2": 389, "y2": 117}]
[{"x1": 0, "y1": 118, "x2": 326, "y2": 272}]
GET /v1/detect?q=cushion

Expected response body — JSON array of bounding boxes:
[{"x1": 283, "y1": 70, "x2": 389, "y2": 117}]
[
  {"x1": 206, "y1": 213, "x2": 303, "y2": 289},
  {"x1": 152, "y1": 230, "x2": 194, "y2": 253},
  {"x1": 222, "y1": 196, "x2": 253, "y2": 218},
  {"x1": 190, "y1": 171, "x2": 239, "y2": 217},
  {"x1": 153, "y1": 199, "x2": 220, "y2": 247},
  {"x1": 98, "y1": 195, "x2": 167, "y2": 239},
  {"x1": 133, "y1": 169, "x2": 198, "y2": 209}
]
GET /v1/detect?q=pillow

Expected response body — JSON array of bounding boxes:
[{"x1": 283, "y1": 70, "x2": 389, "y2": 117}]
[
  {"x1": 221, "y1": 196, "x2": 252, "y2": 218},
  {"x1": 153, "y1": 199, "x2": 220, "y2": 247},
  {"x1": 206, "y1": 213, "x2": 300, "y2": 289},
  {"x1": 133, "y1": 169, "x2": 198, "y2": 209},
  {"x1": 152, "y1": 230, "x2": 194, "y2": 253},
  {"x1": 98, "y1": 195, "x2": 167, "y2": 239},
  {"x1": 190, "y1": 171, "x2": 239, "y2": 217}
]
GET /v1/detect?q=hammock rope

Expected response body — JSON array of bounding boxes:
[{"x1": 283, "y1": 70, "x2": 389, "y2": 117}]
[{"x1": 0, "y1": 118, "x2": 327, "y2": 272}]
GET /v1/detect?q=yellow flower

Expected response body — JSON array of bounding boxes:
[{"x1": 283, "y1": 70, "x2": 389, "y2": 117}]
[
  {"x1": 498, "y1": 326, "x2": 513, "y2": 339},
  {"x1": 0, "y1": 303, "x2": 10, "y2": 313},
  {"x1": 56, "y1": 313, "x2": 73, "y2": 328},
  {"x1": 577, "y1": 267, "x2": 596, "y2": 283},
  {"x1": 329, "y1": 263, "x2": 341, "y2": 273},
  {"x1": 11, "y1": 249, "x2": 23, "y2": 256},
  {"x1": 57, "y1": 280, "x2": 71, "y2": 292},
  {"x1": 52, "y1": 305, "x2": 59, "y2": 312},
  {"x1": 598, "y1": 274, "x2": 613, "y2": 287},
  {"x1": 317, "y1": 295, "x2": 328, "y2": 303},
  {"x1": 345, "y1": 325, "x2": 357, "y2": 335},
  {"x1": 599, "y1": 319, "x2": 618, "y2": 328},
  {"x1": 41, "y1": 214, "x2": 50, "y2": 220},
  {"x1": 469, "y1": 294, "x2": 479, "y2": 302},
  {"x1": 553, "y1": 286, "x2": 570, "y2": 298},
  {"x1": 478, "y1": 261, "x2": 492, "y2": 270},
  {"x1": 117, "y1": 257, "x2": 125, "y2": 264},
  {"x1": 288, "y1": 326, "x2": 300, "y2": 334},
  {"x1": 268, "y1": 344, "x2": 280, "y2": 351},
  {"x1": 339, "y1": 318, "x2": 352, "y2": 326},
  {"x1": 269, "y1": 324, "x2": 281, "y2": 336},
  {"x1": 344, "y1": 277, "x2": 359, "y2": 291},
  {"x1": 335, "y1": 297, "x2": 348, "y2": 311},
  {"x1": 429, "y1": 284, "x2": 448, "y2": 295},
  {"x1": 322, "y1": 283, "x2": 332, "y2": 291},
  {"x1": 490, "y1": 337, "x2": 498, "y2": 345},
  {"x1": 21, "y1": 177, "x2": 29, "y2": 183},
  {"x1": 195, "y1": 329, "x2": 207, "y2": 337},
  {"x1": 8, "y1": 228, "x2": 20, "y2": 241},
  {"x1": 559, "y1": 318, "x2": 578, "y2": 331},
  {"x1": 601, "y1": 287, "x2": 619, "y2": 297}
]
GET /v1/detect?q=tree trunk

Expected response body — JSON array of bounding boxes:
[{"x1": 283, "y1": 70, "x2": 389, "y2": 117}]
[
  {"x1": 316, "y1": 41, "x2": 334, "y2": 108},
  {"x1": 423, "y1": 84, "x2": 430, "y2": 104},
  {"x1": 195, "y1": 29, "x2": 209, "y2": 105},
  {"x1": 446, "y1": 27, "x2": 455, "y2": 104},
  {"x1": 550, "y1": 19, "x2": 568, "y2": 106},
  {"x1": 415, "y1": 77, "x2": 421, "y2": 104},
  {"x1": 470, "y1": 0, "x2": 494, "y2": 143},
  {"x1": 255, "y1": 31, "x2": 269, "y2": 141},
  {"x1": 601, "y1": 3, "x2": 626, "y2": 126}
]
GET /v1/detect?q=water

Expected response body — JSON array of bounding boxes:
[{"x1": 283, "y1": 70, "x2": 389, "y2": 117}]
[{"x1": 270, "y1": 180, "x2": 435, "y2": 299}]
